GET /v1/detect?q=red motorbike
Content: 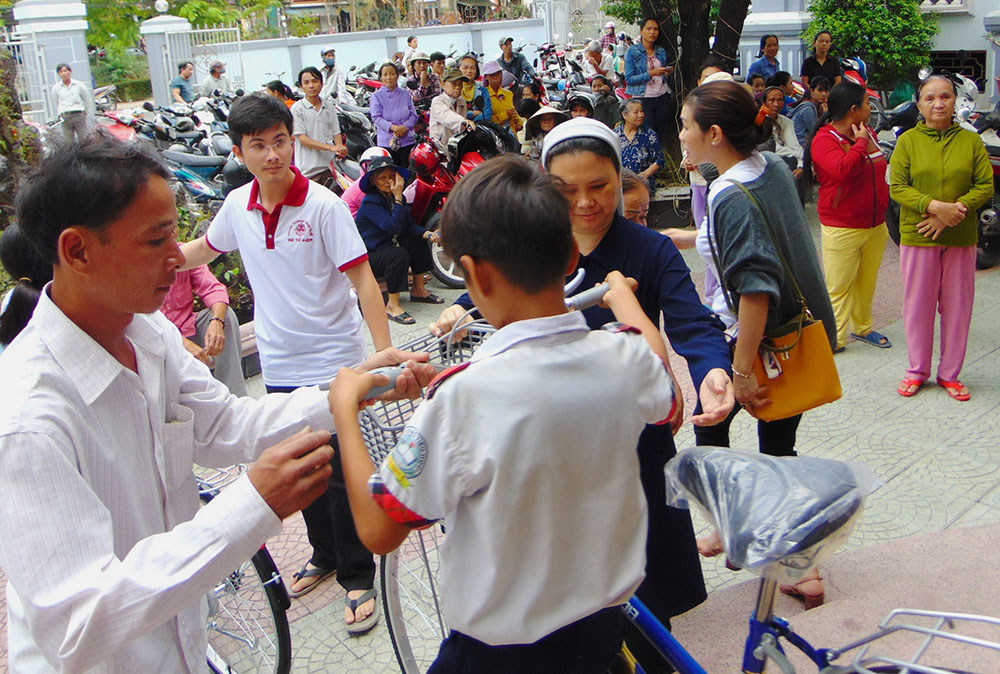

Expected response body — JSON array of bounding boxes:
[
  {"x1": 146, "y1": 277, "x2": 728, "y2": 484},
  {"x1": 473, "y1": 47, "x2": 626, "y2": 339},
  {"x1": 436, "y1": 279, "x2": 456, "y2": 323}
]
[
  {"x1": 840, "y1": 56, "x2": 884, "y2": 129},
  {"x1": 409, "y1": 121, "x2": 510, "y2": 288}
]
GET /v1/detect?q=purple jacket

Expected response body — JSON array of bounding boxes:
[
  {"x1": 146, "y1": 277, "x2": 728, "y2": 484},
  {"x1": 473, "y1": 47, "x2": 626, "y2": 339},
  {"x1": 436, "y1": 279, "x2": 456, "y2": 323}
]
[{"x1": 370, "y1": 86, "x2": 419, "y2": 148}]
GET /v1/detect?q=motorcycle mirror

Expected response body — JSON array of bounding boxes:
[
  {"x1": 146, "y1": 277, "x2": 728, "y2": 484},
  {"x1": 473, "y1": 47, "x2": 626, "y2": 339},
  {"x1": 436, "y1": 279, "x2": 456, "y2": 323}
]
[
  {"x1": 143, "y1": 101, "x2": 155, "y2": 111},
  {"x1": 956, "y1": 106, "x2": 973, "y2": 122},
  {"x1": 349, "y1": 65, "x2": 357, "y2": 72},
  {"x1": 534, "y1": 58, "x2": 538, "y2": 67},
  {"x1": 234, "y1": 88, "x2": 244, "y2": 97},
  {"x1": 918, "y1": 66, "x2": 932, "y2": 81}
]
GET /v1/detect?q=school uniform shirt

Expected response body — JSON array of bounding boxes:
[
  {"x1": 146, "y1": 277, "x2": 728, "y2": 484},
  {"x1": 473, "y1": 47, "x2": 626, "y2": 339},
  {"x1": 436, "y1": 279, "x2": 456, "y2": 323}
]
[
  {"x1": 0, "y1": 289, "x2": 332, "y2": 673},
  {"x1": 291, "y1": 97, "x2": 342, "y2": 177},
  {"x1": 371, "y1": 311, "x2": 673, "y2": 644},
  {"x1": 206, "y1": 167, "x2": 369, "y2": 387}
]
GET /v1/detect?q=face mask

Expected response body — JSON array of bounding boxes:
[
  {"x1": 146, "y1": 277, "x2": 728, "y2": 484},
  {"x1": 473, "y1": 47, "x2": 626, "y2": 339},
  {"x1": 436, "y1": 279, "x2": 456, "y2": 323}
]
[{"x1": 323, "y1": 57, "x2": 336, "y2": 67}]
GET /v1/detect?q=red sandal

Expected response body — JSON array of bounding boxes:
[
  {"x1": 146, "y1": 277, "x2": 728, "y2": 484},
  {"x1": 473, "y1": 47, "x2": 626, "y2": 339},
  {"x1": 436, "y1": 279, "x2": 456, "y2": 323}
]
[
  {"x1": 897, "y1": 378, "x2": 924, "y2": 397},
  {"x1": 936, "y1": 378, "x2": 970, "y2": 401},
  {"x1": 780, "y1": 569, "x2": 825, "y2": 610}
]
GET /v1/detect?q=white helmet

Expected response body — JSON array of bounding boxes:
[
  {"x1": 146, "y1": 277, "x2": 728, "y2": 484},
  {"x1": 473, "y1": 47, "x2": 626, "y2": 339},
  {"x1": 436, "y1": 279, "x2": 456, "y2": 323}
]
[
  {"x1": 605, "y1": 21, "x2": 615, "y2": 29},
  {"x1": 359, "y1": 146, "x2": 391, "y2": 171}
]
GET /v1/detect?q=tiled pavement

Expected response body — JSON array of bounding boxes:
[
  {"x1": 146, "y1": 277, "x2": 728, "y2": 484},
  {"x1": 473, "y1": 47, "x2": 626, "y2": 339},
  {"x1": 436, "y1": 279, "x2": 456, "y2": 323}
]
[{"x1": 1, "y1": 208, "x2": 998, "y2": 672}]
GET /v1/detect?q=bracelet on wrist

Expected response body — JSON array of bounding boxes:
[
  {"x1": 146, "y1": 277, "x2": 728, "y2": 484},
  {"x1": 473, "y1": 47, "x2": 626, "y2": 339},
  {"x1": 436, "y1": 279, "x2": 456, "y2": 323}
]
[
  {"x1": 731, "y1": 365, "x2": 754, "y2": 379},
  {"x1": 210, "y1": 317, "x2": 225, "y2": 327}
]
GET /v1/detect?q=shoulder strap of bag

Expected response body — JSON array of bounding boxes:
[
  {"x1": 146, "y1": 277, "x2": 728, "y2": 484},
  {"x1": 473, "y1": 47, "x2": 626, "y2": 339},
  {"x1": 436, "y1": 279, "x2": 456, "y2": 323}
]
[{"x1": 708, "y1": 178, "x2": 811, "y2": 317}]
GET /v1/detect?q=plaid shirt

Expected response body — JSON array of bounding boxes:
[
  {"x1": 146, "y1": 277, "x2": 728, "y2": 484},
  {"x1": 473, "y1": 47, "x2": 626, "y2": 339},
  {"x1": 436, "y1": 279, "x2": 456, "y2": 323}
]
[
  {"x1": 600, "y1": 32, "x2": 617, "y2": 50},
  {"x1": 407, "y1": 72, "x2": 441, "y2": 106}
]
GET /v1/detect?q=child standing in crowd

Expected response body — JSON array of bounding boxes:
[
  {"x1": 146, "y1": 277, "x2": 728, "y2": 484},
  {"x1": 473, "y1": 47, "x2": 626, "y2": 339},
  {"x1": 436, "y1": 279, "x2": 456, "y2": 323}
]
[{"x1": 331, "y1": 155, "x2": 678, "y2": 672}]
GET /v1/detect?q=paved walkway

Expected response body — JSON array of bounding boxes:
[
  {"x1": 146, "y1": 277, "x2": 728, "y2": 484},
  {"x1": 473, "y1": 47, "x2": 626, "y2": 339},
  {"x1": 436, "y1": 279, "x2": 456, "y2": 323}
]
[{"x1": 1, "y1": 210, "x2": 998, "y2": 672}]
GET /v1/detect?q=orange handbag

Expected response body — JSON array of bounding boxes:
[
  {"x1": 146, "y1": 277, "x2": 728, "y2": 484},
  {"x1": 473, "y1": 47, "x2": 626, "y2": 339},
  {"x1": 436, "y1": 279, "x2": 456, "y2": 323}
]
[{"x1": 710, "y1": 180, "x2": 841, "y2": 421}]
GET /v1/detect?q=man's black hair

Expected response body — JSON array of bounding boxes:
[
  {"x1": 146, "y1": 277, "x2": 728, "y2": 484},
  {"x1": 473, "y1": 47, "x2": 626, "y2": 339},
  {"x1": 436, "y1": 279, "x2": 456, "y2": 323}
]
[
  {"x1": 14, "y1": 129, "x2": 170, "y2": 266},
  {"x1": 407, "y1": 35, "x2": 417, "y2": 45},
  {"x1": 440, "y1": 155, "x2": 574, "y2": 294},
  {"x1": 297, "y1": 66, "x2": 323, "y2": 87},
  {"x1": 178, "y1": 61, "x2": 193, "y2": 73},
  {"x1": 228, "y1": 92, "x2": 294, "y2": 148},
  {"x1": 54, "y1": 63, "x2": 70, "y2": 73},
  {"x1": 429, "y1": 51, "x2": 446, "y2": 63}
]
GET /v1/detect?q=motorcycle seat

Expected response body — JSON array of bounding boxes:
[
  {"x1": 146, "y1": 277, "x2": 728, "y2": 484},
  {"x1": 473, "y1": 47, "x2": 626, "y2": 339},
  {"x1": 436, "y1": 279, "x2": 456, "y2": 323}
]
[
  {"x1": 340, "y1": 103, "x2": 371, "y2": 114},
  {"x1": 162, "y1": 150, "x2": 227, "y2": 167},
  {"x1": 174, "y1": 130, "x2": 206, "y2": 141}
]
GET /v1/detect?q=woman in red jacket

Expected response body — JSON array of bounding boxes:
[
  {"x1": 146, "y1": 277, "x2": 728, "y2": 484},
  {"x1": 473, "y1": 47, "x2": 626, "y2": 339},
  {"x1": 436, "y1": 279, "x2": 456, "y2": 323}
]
[{"x1": 808, "y1": 81, "x2": 890, "y2": 352}]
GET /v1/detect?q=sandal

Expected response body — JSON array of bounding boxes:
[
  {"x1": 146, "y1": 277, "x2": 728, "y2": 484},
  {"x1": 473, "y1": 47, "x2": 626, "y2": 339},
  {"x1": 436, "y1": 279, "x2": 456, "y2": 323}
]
[
  {"x1": 936, "y1": 377, "x2": 970, "y2": 401},
  {"x1": 780, "y1": 569, "x2": 824, "y2": 610},
  {"x1": 288, "y1": 562, "x2": 336, "y2": 598},
  {"x1": 387, "y1": 311, "x2": 416, "y2": 325},
  {"x1": 897, "y1": 377, "x2": 924, "y2": 397},
  {"x1": 345, "y1": 588, "x2": 380, "y2": 635},
  {"x1": 851, "y1": 331, "x2": 892, "y2": 349},
  {"x1": 410, "y1": 292, "x2": 444, "y2": 304}
]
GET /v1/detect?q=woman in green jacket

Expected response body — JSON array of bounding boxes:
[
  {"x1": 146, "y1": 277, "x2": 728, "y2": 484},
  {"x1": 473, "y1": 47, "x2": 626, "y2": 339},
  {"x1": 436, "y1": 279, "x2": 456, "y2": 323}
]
[{"x1": 889, "y1": 76, "x2": 993, "y2": 401}]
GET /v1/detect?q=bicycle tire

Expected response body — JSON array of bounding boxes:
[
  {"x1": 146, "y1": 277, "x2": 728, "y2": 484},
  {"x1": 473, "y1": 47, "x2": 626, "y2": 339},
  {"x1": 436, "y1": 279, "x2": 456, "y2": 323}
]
[
  {"x1": 206, "y1": 547, "x2": 292, "y2": 674},
  {"x1": 381, "y1": 524, "x2": 449, "y2": 674}
]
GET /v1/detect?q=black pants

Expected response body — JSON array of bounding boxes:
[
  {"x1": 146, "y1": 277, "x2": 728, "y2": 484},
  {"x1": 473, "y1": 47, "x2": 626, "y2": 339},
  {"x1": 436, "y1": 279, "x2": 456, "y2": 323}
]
[
  {"x1": 639, "y1": 93, "x2": 672, "y2": 143},
  {"x1": 264, "y1": 384, "x2": 376, "y2": 592},
  {"x1": 427, "y1": 606, "x2": 624, "y2": 673},
  {"x1": 693, "y1": 402, "x2": 801, "y2": 456},
  {"x1": 367, "y1": 230, "x2": 434, "y2": 295}
]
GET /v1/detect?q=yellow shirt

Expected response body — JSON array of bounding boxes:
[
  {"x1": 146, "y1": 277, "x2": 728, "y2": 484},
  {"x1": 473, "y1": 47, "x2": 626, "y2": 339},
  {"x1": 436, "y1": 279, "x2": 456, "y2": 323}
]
[{"x1": 488, "y1": 86, "x2": 522, "y2": 132}]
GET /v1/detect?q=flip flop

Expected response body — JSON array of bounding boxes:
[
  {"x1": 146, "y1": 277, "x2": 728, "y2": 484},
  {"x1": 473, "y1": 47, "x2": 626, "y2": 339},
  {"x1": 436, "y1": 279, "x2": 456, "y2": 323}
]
[
  {"x1": 898, "y1": 377, "x2": 924, "y2": 397},
  {"x1": 936, "y1": 377, "x2": 971, "y2": 401},
  {"x1": 833, "y1": 346, "x2": 846, "y2": 354},
  {"x1": 387, "y1": 311, "x2": 416, "y2": 325},
  {"x1": 780, "y1": 570, "x2": 825, "y2": 610},
  {"x1": 288, "y1": 562, "x2": 336, "y2": 598},
  {"x1": 851, "y1": 331, "x2": 892, "y2": 349},
  {"x1": 410, "y1": 292, "x2": 444, "y2": 304},
  {"x1": 345, "y1": 588, "x2": 380, "y2": 635}
]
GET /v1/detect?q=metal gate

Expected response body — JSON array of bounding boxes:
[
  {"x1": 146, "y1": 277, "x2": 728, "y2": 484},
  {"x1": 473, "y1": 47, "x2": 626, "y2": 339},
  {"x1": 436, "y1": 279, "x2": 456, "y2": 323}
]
[
  {"x1": 1, "y1": 28, "x2": 51, "y2": 124},
  {"x1": 163, "y1": 26, "x2": 244, "y2": 97}
]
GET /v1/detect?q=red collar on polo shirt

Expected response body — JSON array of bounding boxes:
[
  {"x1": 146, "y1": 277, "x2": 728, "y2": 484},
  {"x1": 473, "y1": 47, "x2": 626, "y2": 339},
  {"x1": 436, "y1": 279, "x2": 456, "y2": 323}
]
[{"x1": 246, "y1": 166, "x2": 310, "y2": 250}]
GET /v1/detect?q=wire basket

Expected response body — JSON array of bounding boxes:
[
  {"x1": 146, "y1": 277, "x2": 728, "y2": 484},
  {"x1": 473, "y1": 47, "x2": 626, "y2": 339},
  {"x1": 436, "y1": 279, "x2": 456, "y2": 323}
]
[{"x1": 360, "y1": 323, "x2": 496, "y2": 465}]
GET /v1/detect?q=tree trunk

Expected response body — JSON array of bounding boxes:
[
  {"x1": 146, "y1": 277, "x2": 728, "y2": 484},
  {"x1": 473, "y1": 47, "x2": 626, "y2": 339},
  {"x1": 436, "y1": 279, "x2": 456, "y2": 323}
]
[
  {"x1": 712, "y1": 0, "x2": 751, "y2": 70},
  {"x1": 0, "y1": 50, "x2": 43, "y2": 231}
]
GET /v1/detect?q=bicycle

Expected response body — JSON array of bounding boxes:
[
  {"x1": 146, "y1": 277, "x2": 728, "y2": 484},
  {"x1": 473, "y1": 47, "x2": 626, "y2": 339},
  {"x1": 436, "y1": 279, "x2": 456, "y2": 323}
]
[
  {"x1": 198, "y1": 465, "x2": 292, "y2": 674},
  {"x1": 359, "y1": 310, "x2": 1000, "y2": 672}
]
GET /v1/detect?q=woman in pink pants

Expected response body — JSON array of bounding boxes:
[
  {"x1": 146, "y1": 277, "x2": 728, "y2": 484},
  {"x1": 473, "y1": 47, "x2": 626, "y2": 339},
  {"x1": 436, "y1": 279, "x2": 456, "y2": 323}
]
[{"x1": 888, "y1": 75, "x2": 994, "y2": 400}]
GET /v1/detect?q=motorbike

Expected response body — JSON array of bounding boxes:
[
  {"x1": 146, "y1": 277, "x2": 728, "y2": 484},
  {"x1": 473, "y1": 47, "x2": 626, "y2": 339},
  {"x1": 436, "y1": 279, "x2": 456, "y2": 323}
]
[
  {"x1": 137, "y1": 101, "x2": 206, "y2": 153},
  {"x1": 840, "y1": 56, "x2": 884, "y2": 131},
  {"x1": 968, "y1": 103, "x2": 1000, "y2": 268},
  {"x1": 93, "y1": 84, "x2": 118, "y2": 112},
  {"x1": 407, "y1": 122, "x2": 509, "y2": 287},
  {"x1": 348, "y1": 62, "x2": 382, "y2": 107}
]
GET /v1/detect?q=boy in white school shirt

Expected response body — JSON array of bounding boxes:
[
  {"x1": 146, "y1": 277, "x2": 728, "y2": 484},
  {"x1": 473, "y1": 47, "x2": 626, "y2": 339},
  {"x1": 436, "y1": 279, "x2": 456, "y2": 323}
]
[{"x1": 330, "y1": 156, "x2": 679, "y2": 672}]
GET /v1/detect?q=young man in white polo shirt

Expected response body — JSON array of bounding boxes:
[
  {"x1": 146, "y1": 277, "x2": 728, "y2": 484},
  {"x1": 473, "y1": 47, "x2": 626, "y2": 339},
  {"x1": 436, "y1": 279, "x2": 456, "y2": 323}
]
[
  {"x1": 182, "y1": 93, "x2": 391, "y2": 633},
  {"x1": 292, "y1": 66, "x2": 348, "y2": 186},
  {"x1": 330, "y1": 157, "x2": 678, "y2": 670}
]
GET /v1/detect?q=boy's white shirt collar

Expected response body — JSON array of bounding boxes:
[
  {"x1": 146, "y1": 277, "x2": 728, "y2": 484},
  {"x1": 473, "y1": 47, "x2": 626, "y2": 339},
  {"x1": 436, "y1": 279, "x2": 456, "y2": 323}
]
[{"x1": 470, "y1": 311, "x2": 588, "y2": 362}]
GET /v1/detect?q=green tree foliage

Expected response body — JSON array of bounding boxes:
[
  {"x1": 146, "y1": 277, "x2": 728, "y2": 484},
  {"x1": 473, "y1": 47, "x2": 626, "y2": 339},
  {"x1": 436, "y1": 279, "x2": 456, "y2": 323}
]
[
  {"x1": 804, "y1": 0, "x2": 938, "y2": 88},
  {"x1": 86, "y1": 0, "x2": 148, "y2": 58}
]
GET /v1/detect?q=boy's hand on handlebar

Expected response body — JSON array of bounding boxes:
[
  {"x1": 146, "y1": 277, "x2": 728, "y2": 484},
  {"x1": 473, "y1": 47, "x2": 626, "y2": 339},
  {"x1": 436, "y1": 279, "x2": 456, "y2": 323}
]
[
  {"x1": 249, "y1": 427, "x2": 335, "y2": 520},
  {"x1": 598, "y1": 271, "x2": 639, "y2": 311},
  {"x1": 429, "y1": 304, "x2": 473, "y2": 338}
]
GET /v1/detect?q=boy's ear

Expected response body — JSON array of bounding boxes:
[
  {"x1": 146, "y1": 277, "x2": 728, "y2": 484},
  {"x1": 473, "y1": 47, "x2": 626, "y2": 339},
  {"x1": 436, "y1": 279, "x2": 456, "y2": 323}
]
[
  {"x1": 232, "y1": 145, "x2": 244, "y2": 162},
  {"x1": 459, "y1": 255, "x2": 493, "y2": 298},
  {"x1": 565, "y1": 241, "x2": 580, "y2": 277},
  {"x1": 57, "y1": 227, "x2": 91, "y2": 272}
]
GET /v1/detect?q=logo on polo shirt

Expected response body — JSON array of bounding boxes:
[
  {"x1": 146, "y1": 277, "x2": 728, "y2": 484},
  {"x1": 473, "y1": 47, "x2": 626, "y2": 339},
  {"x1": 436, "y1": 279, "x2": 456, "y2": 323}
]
[{"x1": 288, "y1": 219, "x2": 314, "y2": 243}]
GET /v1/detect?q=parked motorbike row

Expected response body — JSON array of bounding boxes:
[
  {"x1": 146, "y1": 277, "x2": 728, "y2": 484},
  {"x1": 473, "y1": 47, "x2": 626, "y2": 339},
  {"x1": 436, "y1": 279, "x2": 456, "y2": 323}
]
[{"x1": 876, "y1": 68, "x2": 1000, "y2": 270}]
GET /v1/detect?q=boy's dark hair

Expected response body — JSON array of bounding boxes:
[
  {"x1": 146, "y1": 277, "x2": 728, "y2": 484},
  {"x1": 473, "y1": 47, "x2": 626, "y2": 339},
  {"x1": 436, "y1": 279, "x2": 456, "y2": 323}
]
[
  {"x1": 440, "y1": 155, "x2": 573, "y2": 294},
  {"x1": 430, "y1": 51, "x2": 446, "y2": 63},
  {"x1": 178, "y1": 61, "x2": 192, "y2": 73},
  {"x1": 517, "y1": 98, "x2": 541, "y2": 119},
  {"x1": 14, "y1": 129, "x2": 170, "y2": 266},
  {"x1": 748, "y1": 73, "x2": 766, "y2": 86},
  {"x1": 297, "y1": 66, "x2": 323, "y2": 87},
  {"x1": 767, "y1": 71, "x2": 792, "y2": 88},
  {"x1": 55, "y1": 63, "x2": 70, "y2": 73},
  {"x1": 228, "y1": 92, "x2": 294, "y2": 148},
  {"x1": 0, "y1": 223, "x2": 53, "y2": 346}
]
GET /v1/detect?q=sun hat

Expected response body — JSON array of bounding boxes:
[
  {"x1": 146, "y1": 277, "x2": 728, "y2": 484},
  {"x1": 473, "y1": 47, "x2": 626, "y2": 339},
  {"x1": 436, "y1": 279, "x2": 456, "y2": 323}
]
[
  {"x1": 525, "y1": 105, "x2": 569, "y2": 141},
  {"x1": 410, "y1": 50, "x2": 431, "y2": 63},
  {"x1": 359, "y1": 156, "x2": 413, "y2": 194},
  {"x1": 482, "y1": 61, "x2": 502, "y2": 76}
]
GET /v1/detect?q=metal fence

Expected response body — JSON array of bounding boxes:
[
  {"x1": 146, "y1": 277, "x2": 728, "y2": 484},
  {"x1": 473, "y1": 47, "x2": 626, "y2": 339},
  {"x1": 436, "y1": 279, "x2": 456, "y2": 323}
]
[
  {"x1": 1, "y1": 28, "x2": 51, "y2": 124},
  {"x1": 163, "y1": 26, "x2": 245, "y2": 94}
]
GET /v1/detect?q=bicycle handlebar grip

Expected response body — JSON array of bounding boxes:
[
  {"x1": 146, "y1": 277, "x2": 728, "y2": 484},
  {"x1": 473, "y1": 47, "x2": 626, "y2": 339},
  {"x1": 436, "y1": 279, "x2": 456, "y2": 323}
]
[
  {"x1": 364, "y1": 366, "x2": 406, "y2": 399},
  {"x1": 565, "y1": 283, "x2": 610, "y2": 312}
]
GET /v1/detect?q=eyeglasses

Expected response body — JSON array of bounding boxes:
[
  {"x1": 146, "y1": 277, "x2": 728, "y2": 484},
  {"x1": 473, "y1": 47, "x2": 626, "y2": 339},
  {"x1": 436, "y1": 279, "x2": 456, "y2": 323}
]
[{"x1": 245, "y1": 138, "x2": 290, "y2": 155}]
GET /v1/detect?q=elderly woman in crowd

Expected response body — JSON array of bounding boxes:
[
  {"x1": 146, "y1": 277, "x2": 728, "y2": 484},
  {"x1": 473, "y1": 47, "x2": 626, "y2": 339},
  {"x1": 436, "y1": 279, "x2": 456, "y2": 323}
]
[{"x1": 617, "y1": 98, "x2": 665, "y2": 191}]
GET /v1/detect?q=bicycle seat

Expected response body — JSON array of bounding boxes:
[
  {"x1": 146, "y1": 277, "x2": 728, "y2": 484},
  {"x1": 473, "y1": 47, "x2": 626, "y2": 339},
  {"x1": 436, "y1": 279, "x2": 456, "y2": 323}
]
[
  {"x1": 668, "y1": 448, "x2": 867, "y2": 573},
  {"x1": 161, "y1": 150, "x2": 227, "y2": 167}
]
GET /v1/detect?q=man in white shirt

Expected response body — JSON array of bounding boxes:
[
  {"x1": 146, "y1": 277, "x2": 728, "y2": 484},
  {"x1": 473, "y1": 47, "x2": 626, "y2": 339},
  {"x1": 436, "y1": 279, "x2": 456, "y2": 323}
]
[
  {"x1": 582, "y1": 41, "x2": 615, "y2": 80},
  {"x1": 0, "y1": 132, "x2": 433, "y2": 672},
  {"x1": 50, "y1": 63, "x2": 92, "y2": 141},
  {"x1": 292, "y1": 66, "x2": 349, "y2": 184},
  {"x1": 402, "y1": 35, "x2": 419, "y2": 69},
  {"x1": 199, "y1": 60, "x2": 233, "y2": 97},
  {"x1": 318, "y1": 48, "x2": 355, "y2": 104}
]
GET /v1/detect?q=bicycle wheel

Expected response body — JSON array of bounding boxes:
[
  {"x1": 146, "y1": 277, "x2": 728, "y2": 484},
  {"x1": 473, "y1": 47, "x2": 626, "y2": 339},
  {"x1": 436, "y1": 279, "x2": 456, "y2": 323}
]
[
  {"x1": 381, "y1": 524, "x2": 449, "y2": 673},
  {"x1": 206, "y1": 547, "x2": 292, "y2": 674}
]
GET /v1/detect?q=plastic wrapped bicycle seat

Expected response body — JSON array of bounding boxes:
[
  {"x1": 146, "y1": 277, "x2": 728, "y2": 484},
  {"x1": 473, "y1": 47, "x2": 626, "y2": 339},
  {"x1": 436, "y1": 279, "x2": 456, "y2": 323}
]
[{"x1": 666, "y1": 447, "x2": 878, "y2": 583}]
